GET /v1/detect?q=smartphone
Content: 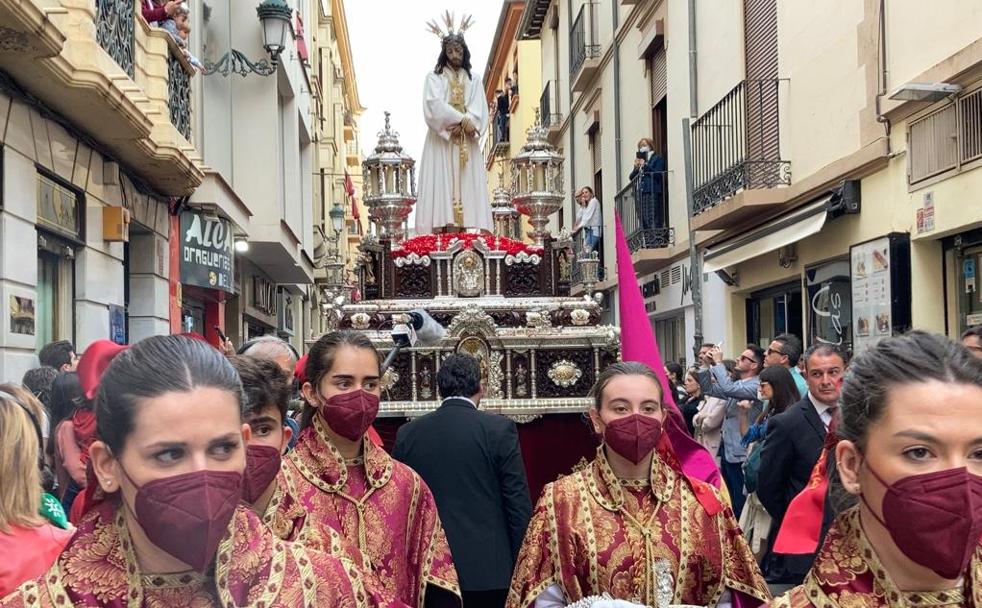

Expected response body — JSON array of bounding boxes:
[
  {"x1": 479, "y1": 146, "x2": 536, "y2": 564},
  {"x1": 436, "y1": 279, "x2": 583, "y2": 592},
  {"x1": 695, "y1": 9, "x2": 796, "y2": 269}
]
[{"x1": 214, "y1": 325, "x2": 228, "y2": 343}]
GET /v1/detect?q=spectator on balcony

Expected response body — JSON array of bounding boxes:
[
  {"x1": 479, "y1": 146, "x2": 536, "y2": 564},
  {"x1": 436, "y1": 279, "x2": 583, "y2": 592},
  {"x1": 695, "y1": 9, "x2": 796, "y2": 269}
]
[
  {"x1": 495, "y1": 78, "x2": 511, "y2": 141},
  {"x1": 572, "y1": 186, "x2": 602, "y2": 255},
  {"x1": 140, "y1": 0, "x2": 181, "y2": 26},
  {"x1": 495, "y1": 87, "x2": 510, "y2": 143},
  {"x1": 629, "y1": 137, "x2": 666, "y2": 231}
]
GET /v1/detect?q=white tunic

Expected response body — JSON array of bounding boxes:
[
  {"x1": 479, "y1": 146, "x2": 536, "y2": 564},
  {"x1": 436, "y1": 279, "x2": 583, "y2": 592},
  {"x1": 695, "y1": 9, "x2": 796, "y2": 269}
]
[{"x1": 415, "y1": 68, "x2": 494, "y2": 235}]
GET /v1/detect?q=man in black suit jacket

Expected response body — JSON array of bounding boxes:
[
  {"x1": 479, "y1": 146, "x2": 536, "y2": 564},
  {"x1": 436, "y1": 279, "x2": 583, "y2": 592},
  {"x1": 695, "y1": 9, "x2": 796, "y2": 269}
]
[
  {"x1": 757, "y1": 344, "x2": 847, "y2": 584},
  {"x1": 393, "y1": 354, "x2": 532, "y2": 608}
]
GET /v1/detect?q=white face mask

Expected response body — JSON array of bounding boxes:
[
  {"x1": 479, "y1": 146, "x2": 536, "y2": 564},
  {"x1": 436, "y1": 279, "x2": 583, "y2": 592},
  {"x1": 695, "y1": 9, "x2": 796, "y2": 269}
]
[{"x1": 639, "y1": 146, "x2": 650, "y2": 154}]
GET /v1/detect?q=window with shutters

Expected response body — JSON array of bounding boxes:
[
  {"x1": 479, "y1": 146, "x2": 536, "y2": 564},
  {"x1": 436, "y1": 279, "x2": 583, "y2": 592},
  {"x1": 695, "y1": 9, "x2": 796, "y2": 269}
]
[
  {"x1": 649, "y1": 46, "x2": 666, "y2": 106},
  {"x1": 908, "y1": 84, "x2": 982, "y2": 185}
]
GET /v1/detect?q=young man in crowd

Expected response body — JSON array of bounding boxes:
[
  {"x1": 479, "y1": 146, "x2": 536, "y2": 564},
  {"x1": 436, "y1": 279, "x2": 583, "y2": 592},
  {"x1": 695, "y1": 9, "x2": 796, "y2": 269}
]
[
  {"x1": 229, "y1": 356, "x2": 293, "y2": 515},
  {"x1": 38, "y1": 340, "x2": 78, "y2": 372}
]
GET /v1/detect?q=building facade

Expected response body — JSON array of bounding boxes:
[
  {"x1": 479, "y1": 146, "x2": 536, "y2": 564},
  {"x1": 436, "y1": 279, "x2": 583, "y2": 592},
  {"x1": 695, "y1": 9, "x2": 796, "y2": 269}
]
[
  {"x1": 193, "y1": 0, "x2": 318, "y2": 353},
  {"x1": 518, "y1": 0, "x2": 728, "y2": 362},
  {"x1": 310, "y1": 0, "x2": 365, "y2": 335},
  {"x1": 483, "y1": 0, "x2": 542, "y2": 245},
  {"x1": 521, "y1": 0, "x2": 982, "y2": 363},
  {"x1": 688, "y1": 1, "x2": 982, "y2": 354},
  {"x1": 0, "y1": 0, "x2": 342, "y2": 382},
  {"x1": 0, "y1": 0, "x2": 203, "y2": 381}
]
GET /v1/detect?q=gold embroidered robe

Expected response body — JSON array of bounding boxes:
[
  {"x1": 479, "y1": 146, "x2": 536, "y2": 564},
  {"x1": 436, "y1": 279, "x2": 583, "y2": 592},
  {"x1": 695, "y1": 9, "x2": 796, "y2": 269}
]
[
  {"x1": 507, "y1": 447, "x2": 770, "y2": 608},
  {"x1": 766, "y1": 507, "x2": 982, "y2": 608},
  {"x1": 275, "y1": 415, "x2": 460, "y2": 608},
  {"x1": 0, "y1": 500, "x2": 375, "y2": 608}
]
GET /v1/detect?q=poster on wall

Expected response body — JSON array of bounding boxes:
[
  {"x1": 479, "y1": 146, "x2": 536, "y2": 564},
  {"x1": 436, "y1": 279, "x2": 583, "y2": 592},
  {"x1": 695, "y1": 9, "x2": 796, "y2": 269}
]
[
  {"x1": 850, "y1": 234, "x2": 911, "y2": 353},
  {"x1": 109, "y1": 304, "x2": 126, "y2": 345},
  {"x1": 180, "y1": 211, "x2": 235, "y2": 294},
  {"x1": 9, "y1": 295, "x2": 35, "y2": 336}
]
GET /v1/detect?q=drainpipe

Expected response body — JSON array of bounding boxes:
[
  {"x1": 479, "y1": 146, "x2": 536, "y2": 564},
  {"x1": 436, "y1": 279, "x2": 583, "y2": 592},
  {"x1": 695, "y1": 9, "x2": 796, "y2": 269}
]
[
  {"x1": 687, "y1": 0, "x2": 697, "y2": 117},
  {"x1": 612, "y1": 0, "x2": 623, "y2": 192},
  {"x1": 567, "y1": 0, "x2": 576, "y2": 227},
  {"x1": 685, "y1": 2, "x2": 703, "y2": 358},
  {"x1": 875, "y1": 0, "x2": 892, "y2": 143}
]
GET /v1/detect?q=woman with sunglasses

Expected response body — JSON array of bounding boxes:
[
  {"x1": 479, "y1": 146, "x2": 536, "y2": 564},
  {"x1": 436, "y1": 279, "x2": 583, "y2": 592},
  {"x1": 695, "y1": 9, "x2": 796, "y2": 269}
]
[
  {"x1": 766, "y1": 332, "x2": 982, "y2": 607},
  {"x1": 0, "y1": 336, "x2": 375, "y2": 607}
]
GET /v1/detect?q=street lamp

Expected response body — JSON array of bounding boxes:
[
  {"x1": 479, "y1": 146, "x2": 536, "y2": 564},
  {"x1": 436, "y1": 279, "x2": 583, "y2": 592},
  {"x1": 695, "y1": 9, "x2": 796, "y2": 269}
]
[
  {"x1": 329, "y1": 201, "x2": 346, "y2": 238},
  {"x1": 204, "y1": 0, "x2": 293, "y2": 77}
]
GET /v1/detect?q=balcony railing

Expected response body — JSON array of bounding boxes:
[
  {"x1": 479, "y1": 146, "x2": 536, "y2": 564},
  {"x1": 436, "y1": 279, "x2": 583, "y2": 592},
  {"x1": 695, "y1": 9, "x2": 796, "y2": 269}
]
[
  {"x1": 569, "y1": 3, "x2": 600, "y2": 79},
  {"x1": 690, "y1": 79, "x2": 790, "y2": 215},
  {"x1": 539, "y1": 80, "x2": 563, "y2": 128},
  {"x1": 615, "y1": 170, "x2": 675, "y2": 253},
  {"x1": 96, "y1": 0, "x2": 135, "y2": 78},
  {"x1": 167, "y1": 51, "x2": 191, "y2": 140}
]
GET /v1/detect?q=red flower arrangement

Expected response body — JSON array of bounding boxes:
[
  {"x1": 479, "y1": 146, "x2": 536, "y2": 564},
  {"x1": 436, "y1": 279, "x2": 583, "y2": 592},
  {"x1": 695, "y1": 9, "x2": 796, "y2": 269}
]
[{"x1": 392, "y1": 233, "x2": 543, "y2": 259}]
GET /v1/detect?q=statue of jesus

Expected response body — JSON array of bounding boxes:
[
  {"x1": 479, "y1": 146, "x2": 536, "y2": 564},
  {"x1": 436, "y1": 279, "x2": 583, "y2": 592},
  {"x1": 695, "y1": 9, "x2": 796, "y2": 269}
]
[{"x1": 415, "y1": 13, "x2": 494, "y2": 235}]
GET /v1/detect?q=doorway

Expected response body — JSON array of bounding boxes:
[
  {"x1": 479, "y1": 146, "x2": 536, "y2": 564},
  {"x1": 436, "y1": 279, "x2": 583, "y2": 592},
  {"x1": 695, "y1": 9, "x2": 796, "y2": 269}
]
[{"x1": 746, "y1": 280, "x2": 803, "y2": 348}]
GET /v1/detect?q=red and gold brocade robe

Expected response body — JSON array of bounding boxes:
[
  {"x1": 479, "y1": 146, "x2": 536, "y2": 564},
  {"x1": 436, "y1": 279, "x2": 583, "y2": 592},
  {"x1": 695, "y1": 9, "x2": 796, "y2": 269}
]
[
  {"x1": 0, "y1": 500, "x2": 376, "y2": 608},
  {"x1": 275, "y1": 415, "x2": 460, "y2": 608},
  {"x1": 766, "y1": 507, "x2": 982, "y2": 608},
  {"x1": 507, "y1": 447, "x2": 770, "y2": 608}
]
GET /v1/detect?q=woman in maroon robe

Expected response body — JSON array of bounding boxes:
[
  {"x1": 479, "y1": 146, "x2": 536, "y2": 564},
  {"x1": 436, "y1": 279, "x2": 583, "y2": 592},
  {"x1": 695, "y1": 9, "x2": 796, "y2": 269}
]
[
  {"x1": 1, "y1": 337, "x2": 374, "y2": 608},
  {"x1": 274, "y1": 330, "x2": 460, "y2": 608},
  {"x1": 766, "y1": 332, "x2": 982, "y2": 607},
  {"x1": 507, "y1": 362, "x2": 770, "y2": 608}
]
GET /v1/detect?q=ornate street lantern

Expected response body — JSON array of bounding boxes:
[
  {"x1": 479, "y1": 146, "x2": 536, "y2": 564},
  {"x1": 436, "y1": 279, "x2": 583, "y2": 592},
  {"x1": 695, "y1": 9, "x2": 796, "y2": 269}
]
[
  {"x1": 256, "y1": 0, "x2": 292, "y2": 59},
  {"x1": 204, "y1": 0, "x2": 292, "y2": 77},
  {"x1": 510, "y1": 113, "x2": 565, "y2": 246},
  {"x1": 362, "y1": 112, "x2": 416, "y2": 242}
]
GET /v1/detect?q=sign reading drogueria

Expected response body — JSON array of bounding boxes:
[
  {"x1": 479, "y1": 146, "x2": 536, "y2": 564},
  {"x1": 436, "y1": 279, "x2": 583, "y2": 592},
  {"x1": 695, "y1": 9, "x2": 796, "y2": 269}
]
[{"x1": 180, "y1": 211, "x2": 235, "y2": 293}]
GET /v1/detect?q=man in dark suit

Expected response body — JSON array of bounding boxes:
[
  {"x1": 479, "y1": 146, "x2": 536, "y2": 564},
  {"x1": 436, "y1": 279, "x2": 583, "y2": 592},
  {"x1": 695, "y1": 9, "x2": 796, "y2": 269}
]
[
  {"x1": 393, "y1": 354, "x2": 532, "y2": 608},
  {"x1": 757, "y1": 343, "x2": 848, "y2": 584}
]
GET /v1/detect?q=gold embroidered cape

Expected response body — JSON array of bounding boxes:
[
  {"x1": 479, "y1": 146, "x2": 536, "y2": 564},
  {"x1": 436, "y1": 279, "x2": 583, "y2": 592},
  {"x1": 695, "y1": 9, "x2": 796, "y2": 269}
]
[
  {"x1": 506, "y1": 446, "x2": 770, "y2": 608},
  {"x1": 0, "y1": 500, "x2": 375, "y2": 607},
  {"x1": 276, "y1": 416, "x2": 461, "y2": 608},
  {"x1": 766, "y1": 507, "x2": 982, "y2": 608}
]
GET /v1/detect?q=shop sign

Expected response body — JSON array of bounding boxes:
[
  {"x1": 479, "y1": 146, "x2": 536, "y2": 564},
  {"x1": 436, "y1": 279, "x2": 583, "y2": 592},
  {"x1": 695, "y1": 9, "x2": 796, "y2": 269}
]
[
  {"x1": 806, "y1": 260, "x2": 851, "y2": 349},
  {"x1": 37, "y1": 174, "x2": 82, "y2": 239},
  {"x1": 180, "y1": 211, "x2": 235, "y2": 293},
  {"x1": 850, "y1": 234, "x2": 912, "y2": 352},
  {"x1": 252, "y1": 276, "x2": 277, "y2": 317}
]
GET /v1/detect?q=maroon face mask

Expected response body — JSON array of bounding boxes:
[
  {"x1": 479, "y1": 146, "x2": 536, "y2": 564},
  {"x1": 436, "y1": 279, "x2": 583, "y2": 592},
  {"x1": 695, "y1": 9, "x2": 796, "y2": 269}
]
[
  {"x1": 319, "y1": 389, "x2": 380, "y2": 441},
  {"x1": 862, "y1": 463, "x2": 982, "y2": 579},
  {"x1": 242, "y1": 444, "x2": 282, "y2": 504},
  {"x1": 124, "y1": 468, "x2": 243, "y2": 572},
  {"x1": 603, "y1": 414, "x2": 663, "y2": 465}
]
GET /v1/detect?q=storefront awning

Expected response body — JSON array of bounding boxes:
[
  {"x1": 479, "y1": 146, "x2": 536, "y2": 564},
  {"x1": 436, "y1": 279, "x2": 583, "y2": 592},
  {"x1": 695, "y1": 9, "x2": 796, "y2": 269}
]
[{"x1": 702, "y1": 196, "x2": 832, "y2": 273}]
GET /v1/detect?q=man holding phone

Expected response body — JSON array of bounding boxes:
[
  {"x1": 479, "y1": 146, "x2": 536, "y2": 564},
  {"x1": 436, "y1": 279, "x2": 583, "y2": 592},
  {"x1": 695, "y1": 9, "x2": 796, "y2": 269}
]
[{"x1": 697, "y1": 343, "x2": 764, "y2": 517}]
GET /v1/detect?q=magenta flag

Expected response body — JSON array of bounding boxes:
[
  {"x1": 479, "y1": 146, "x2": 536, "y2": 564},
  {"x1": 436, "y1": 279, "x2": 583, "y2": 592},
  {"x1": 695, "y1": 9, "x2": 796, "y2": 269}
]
[{"x1": 614, "y1": 214, "x2": 721, "y2": 488}]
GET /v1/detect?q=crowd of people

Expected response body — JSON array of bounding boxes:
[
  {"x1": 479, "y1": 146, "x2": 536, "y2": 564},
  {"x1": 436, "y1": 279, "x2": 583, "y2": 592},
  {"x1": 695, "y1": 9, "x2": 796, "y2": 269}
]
[{"x1": 0, "y1": 326, "x2": 980, "y2": 607}]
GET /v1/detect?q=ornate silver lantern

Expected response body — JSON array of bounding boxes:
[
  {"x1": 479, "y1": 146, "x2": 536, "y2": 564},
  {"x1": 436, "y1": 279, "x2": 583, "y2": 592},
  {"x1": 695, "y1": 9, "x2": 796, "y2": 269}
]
[
  {"x1": 491, "y1": 184, "x2": 520, "y2": 239},
  {"x1": 362, "y1": 111, "x2": 416, "y2": 242},
  {"x1": 510, "y1": 115, "x2": 565, "y2": 246}
]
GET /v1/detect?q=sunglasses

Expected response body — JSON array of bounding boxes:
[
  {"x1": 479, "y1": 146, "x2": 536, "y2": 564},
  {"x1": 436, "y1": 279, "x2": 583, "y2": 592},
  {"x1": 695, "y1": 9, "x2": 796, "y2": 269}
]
[{"x1": 766, "y1": 348, "x2": 786, "y2": 357}]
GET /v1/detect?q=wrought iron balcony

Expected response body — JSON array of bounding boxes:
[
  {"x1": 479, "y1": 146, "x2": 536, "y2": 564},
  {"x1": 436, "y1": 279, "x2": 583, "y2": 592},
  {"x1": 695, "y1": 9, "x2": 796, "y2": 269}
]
[
  {"x1": 539, "y1": 80, "x2": 563, "y2": 128},
  {"x1": 168, "y1": 51, "x2": 192, "y2": 140},
  {"x1": 690, "y1": 79, "x2": 791, "y2": 215},
  {"x1": 96, "y1": 0, "x2": 135, "y2": 78},
  {"x1": 569, "y1": 3, "x2": 600, "y2": 86},
  {"x1": 615, "y1": 170, "x2": 675, "y2": 253}
]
